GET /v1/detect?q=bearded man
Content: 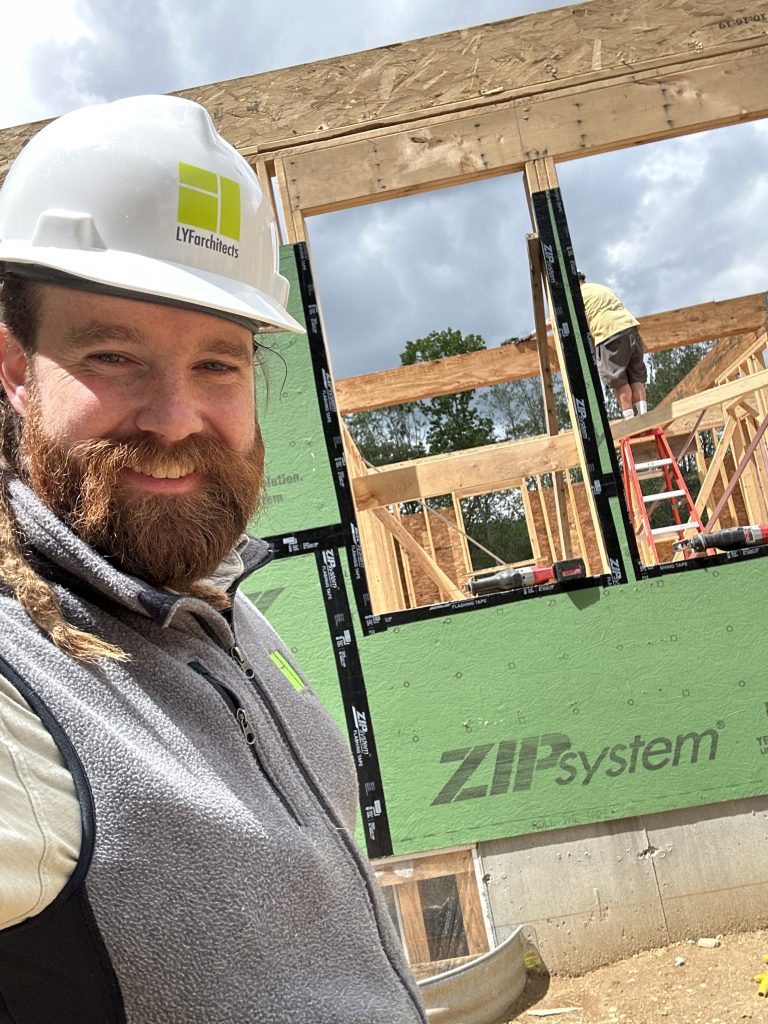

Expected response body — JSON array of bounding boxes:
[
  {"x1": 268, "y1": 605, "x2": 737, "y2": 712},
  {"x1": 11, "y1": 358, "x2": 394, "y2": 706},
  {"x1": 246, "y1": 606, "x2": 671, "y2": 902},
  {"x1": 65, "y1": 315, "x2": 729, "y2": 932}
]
[{"x1": 0, "y1": 96, "x2": 424, "y2": 1024}]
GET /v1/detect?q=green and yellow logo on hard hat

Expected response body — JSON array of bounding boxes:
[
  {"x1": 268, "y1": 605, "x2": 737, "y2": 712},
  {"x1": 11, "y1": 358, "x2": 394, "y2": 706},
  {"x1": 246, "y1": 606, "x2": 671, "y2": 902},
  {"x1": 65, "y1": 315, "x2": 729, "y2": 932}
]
[{"x1": 177, "y1": 162, "x2": 241, "y2": 241}]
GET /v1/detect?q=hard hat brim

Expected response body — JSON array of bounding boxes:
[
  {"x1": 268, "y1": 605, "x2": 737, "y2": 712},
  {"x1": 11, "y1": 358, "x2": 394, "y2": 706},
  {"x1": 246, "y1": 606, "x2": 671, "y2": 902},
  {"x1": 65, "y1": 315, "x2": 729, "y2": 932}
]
[{"x1": 0, "y1": 244, "x2": 306, "y2": 335}]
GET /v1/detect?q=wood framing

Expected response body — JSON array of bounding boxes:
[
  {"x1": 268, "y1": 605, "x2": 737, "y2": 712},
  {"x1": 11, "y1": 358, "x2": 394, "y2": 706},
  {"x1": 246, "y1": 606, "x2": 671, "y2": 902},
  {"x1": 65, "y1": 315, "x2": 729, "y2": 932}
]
[
  {"x1": 375, "y1": 849, "x2": 489, "y2": 967},
  {"x1": 276, "y1": 46, "x2": 768, "y2": 217},
  {"x1": 352, "y1": 433, "x2": 579, "y2": 511},
  {"x1": 335, "y1": 294, "x2": 767, "y2": 414},
  {"x1": 613, "y1": 367, "x2": 768, "y2": 440},
  {"x1": 370, "y1": 506, "x2": 465, "y2": 601},
  {"x1": 665, "y1": 331, "x2": 764, "y2": 403},
  {"x1": 348, "y1": 370, "x2": 766, "y2": 514},
  {"x1": 2, "y1": 2, "x2": 768, "y2": 204}
]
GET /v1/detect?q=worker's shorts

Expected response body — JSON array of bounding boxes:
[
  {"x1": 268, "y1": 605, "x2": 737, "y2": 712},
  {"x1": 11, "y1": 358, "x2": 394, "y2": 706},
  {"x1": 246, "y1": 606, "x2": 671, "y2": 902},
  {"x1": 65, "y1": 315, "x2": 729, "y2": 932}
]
[{"x1": 595, "y1": 327, "x2": 648, "y2": 389}]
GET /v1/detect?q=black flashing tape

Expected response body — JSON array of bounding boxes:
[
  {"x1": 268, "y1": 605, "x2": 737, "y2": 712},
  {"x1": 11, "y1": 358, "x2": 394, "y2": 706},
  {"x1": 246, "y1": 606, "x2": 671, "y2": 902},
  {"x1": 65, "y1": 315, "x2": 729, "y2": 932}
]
[
  {"x1": 366, "y1": 572, "x2": 612, "y2": 633},
  {"x1": 315, "y1": 547, "x2": 393, "y2": 859},
  {"x1": 265, "y1": 523, "x2": 345, "y2": 559},
  {"x1": 294, "y1": 244, "x2": 374, "y2": 625},
  {"x1": 530, "y1": 188, "x2": 641, "y2": 582}
]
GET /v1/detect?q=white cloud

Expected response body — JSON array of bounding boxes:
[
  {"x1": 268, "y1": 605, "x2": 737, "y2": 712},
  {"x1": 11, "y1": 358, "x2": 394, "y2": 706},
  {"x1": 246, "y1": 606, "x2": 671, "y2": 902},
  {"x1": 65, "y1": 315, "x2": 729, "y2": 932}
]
[{"x1": 0, "y1": 1, "x2": 94, "y2": 125}]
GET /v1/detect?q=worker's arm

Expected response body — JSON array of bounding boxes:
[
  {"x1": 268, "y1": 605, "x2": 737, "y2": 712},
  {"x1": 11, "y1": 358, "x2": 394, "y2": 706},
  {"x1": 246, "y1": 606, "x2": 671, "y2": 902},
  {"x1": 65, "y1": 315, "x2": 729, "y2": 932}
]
[{"x1": 0, "y1": 673, "x2": 81, "y2": 929}]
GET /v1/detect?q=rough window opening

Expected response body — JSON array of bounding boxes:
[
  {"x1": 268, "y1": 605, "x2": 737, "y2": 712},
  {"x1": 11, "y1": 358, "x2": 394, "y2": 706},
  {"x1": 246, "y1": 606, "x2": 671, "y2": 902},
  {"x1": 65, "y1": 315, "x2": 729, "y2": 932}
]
[
  {"x1": 559, "y1": 121, "x2": 768, "y2": 568},
  {"x1": 306, "y1": 173, "x2": 611, "y2": 615}
]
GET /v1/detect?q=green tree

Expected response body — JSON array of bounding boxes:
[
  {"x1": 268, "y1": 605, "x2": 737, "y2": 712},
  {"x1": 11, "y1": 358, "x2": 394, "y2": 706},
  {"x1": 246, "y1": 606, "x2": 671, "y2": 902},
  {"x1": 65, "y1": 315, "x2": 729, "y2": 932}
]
[
  {"x1": 344, "y1": 403, "x2": 426, "y2": 467},
  {"x1": 400, "y1": 329, "x2": 497, "y2": 454},
  {"x1": 646, "y1": 342, "x2": 714, "y2": 408}
]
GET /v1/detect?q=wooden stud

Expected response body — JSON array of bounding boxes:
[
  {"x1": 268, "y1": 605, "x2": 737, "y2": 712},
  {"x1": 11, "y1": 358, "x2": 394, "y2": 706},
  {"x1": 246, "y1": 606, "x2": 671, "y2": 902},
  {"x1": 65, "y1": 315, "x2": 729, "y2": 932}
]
[
  {"x1": 339, "y1": 423, "x2": 409, "y2": 613},
  {"x1": 397, "y1": 881, "x2": 431, "y2": 965},
  {"x1": 527, "y1": 231, "x2": 572, "y2": 559},
  {"x1": 566, "y1": 470, "x2": 591, "y2": 574},
  {"x1": 370, "y1": 506, "x2": 465, "y2": 600},
  {"x1": 707, "y1": 412, "x2": 768, "y2": 529},
  {"x1": 455, "y1": 868, "x2": 490, "y2": 957},
  {"x1": 694, "y1": 419, "x2": 738, "y2": 519},
  {"x1": 521, "y1": 484, "x2": 543, "y2": 563},
  {"x1": 524, "y1": 157, "x2": 609, "y2": 575},
  {"x1": 253, "y1": 158, "x2": 283, "y2": 244},
  {"x1": 419, "y1": 499, "x2": 444, "y2": 599},
  {"x1": 394, "y1": 507, "x2": 424, "y2": 607},
  {"x1": 273, "y1": 155, "x2": 307, "y2": 244},
  {"x1": 535, "y1": 476, "x2": 556, "y2": 565},
  {"x1": 450, "y1": 494, "x2": 474, "y2": 579}
]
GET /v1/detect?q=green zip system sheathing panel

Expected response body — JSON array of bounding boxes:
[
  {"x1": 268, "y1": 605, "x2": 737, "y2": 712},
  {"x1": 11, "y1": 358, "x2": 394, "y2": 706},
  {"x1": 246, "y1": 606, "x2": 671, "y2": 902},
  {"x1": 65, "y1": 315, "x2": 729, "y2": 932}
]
[{"x1": 243, "y1": 243, "x2": 768, "y2": 861}]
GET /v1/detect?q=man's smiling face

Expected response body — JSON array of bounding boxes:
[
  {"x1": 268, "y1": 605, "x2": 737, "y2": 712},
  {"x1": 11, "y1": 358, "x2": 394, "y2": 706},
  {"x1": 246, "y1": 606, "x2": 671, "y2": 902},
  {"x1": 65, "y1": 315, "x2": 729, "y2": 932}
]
[{"x1": 0, "y1": 283, "x2": 266, "y2": 592}]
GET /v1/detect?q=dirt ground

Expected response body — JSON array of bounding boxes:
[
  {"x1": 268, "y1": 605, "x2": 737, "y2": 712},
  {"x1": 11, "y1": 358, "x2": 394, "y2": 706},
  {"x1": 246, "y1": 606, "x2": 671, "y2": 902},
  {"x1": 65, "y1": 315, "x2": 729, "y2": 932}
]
[{"x1": 498, "y1": 929, "x2": 768, "y2": 1024}]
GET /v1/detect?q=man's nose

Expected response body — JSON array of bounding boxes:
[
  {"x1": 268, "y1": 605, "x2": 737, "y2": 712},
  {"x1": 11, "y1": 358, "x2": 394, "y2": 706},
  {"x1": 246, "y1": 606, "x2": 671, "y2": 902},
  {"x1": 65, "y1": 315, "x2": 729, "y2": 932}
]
[{"x1": 133, "y1": 374, "x2": 204, "y2": 442}]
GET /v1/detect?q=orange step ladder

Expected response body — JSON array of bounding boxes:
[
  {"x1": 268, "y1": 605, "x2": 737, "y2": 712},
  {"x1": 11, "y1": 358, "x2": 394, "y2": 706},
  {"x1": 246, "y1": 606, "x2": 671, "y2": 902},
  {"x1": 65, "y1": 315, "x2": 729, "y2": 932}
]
[{"x1": 620, "y1": 426, "x2": 709, "y2": 565}]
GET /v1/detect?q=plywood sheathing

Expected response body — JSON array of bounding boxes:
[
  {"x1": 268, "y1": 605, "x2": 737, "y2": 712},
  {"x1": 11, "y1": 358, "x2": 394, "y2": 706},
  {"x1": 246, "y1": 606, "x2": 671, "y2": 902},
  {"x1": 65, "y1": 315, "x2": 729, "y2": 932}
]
[
  {"x1": 279, "y1": 46, "x2": 768, "y2": 221},
  {"x1": 522, "y1": 479, "x2": 602, "y2": 574},
  {"x1": 397, "y1": 508, "x2": 468, "y2": 607},
  {"x1": 171, "y1": 3, "x2": 768, "y2": 160}
]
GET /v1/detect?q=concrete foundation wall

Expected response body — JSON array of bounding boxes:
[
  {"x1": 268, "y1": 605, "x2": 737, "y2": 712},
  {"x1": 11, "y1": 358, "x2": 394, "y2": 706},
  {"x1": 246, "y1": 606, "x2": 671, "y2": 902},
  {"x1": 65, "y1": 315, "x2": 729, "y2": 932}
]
[{"x1": 480, "y1": 795, "x2": 768, "y2": 974}]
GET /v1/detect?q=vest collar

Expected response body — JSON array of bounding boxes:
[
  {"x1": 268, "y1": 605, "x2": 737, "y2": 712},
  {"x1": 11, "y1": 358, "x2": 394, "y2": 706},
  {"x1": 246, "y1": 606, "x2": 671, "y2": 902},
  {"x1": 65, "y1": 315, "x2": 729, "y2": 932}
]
[{"x1": 5, "y1": 475, "x2": 273, "y2": 627}]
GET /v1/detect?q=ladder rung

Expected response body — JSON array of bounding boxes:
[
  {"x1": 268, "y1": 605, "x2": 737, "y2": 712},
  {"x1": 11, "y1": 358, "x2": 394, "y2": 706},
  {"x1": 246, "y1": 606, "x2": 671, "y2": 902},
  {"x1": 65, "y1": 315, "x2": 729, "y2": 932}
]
[
  {"x1": 643, "y1": 490, "x2": 684, "y2": 502},
  {"x1": 634, "y1": 458, "x2": 673, "y2": 471},
  {"x1": 651, "y1": 523, "x2": 698, "y2": 537}
]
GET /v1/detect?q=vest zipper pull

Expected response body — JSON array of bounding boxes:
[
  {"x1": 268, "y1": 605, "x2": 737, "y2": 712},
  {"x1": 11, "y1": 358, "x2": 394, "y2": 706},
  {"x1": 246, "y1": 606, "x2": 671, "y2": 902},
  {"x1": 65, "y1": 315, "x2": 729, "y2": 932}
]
[{"x1": 236, "y1": 708, "x2": 256, "y2": 745}]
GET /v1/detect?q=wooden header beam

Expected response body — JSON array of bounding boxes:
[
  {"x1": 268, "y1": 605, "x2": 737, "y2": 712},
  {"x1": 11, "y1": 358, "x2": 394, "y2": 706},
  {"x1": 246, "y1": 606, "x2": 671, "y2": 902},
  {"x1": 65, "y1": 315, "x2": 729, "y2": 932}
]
[
  {"x1": 336, "y1": 293, "x2": 766, "y2": 414},
  {"x1": 353, "y1": 433, "x2": 579, "y2": 510},
  {"x1": 280, "y1": 46, "x2": 768, "y2": 220}
]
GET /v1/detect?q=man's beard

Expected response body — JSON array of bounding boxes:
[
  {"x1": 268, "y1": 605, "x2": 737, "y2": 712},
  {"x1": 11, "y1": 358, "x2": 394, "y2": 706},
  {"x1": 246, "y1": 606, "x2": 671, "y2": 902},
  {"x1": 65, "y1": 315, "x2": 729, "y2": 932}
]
[{"x1": 19, "y1": 395, "x2": 265, "y2": 594}]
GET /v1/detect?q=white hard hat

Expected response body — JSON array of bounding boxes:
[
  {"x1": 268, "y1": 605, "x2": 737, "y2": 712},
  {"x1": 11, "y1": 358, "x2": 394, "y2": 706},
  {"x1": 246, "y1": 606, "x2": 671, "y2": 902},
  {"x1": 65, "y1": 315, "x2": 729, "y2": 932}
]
[{"x1": 0, "y1": 94, "x2": 303, "y2": 334}]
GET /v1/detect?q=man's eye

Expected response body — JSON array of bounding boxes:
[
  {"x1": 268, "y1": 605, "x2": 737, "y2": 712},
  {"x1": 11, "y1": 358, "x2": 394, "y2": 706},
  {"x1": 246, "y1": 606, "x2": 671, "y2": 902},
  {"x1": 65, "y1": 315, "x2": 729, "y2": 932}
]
[
  {"x1": 201, "y1": 361, "x2": 235, "y2": 372},
  {"x1": 93, "y1": 352, "x2": 125, "y2": 364}
]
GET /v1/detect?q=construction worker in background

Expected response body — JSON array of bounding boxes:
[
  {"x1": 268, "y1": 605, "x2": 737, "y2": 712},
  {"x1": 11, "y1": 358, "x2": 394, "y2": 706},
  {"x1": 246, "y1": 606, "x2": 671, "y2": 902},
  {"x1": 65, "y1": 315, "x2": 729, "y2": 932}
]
[
  {"x1": 577, "y1": 271, "x2": 649, "y2": 419},
  {"x1": 0, "y1": 95, "x2": 425, "y2": 1024}
]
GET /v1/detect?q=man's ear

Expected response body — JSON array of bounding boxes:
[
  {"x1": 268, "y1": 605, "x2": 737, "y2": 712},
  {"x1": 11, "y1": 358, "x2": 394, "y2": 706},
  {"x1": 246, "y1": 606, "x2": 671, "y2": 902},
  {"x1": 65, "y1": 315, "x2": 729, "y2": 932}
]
[{"x1": 0, "y1": 325, "x2": 30, "y2": 416}]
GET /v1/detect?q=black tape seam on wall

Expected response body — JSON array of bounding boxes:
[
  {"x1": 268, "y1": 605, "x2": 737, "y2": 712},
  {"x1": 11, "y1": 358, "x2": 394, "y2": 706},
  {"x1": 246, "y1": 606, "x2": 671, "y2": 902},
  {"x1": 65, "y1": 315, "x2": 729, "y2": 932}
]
[
  {"x1": 531, "y1": 188, "x2": 638, "y2": 584},
  {"x1": 622, "y1": 542, "x2": 768, "y2": 579},
  {"x1": 368, "y1": 570, "x2": 611, "y2": 631},
  {"x1": 314, "y1": 546, "x2": 394, "y2": 859},
  {"x1": 357, "y1": 541, "x2": 768, "y2": 632},
  {"x1": 293, "y1": 243, "x2": 376, "y2": 628},
  {"x1": 265, "y1": 523, "x2": 345, "y2": 559}
]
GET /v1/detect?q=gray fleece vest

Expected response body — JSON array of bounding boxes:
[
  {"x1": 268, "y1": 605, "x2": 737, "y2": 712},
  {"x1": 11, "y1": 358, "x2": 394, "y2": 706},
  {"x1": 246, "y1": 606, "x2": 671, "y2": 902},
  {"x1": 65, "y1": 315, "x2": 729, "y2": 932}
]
[{"x1": 0, "y1": 479, "x2": 425, "y2": 1024}]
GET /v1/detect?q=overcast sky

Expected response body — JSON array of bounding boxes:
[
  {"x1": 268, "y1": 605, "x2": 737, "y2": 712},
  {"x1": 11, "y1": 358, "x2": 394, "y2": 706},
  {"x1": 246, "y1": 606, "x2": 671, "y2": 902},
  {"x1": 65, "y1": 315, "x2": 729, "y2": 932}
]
[{"x1": 2, "y1": 1, "x2": 766, "y2": 379}]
